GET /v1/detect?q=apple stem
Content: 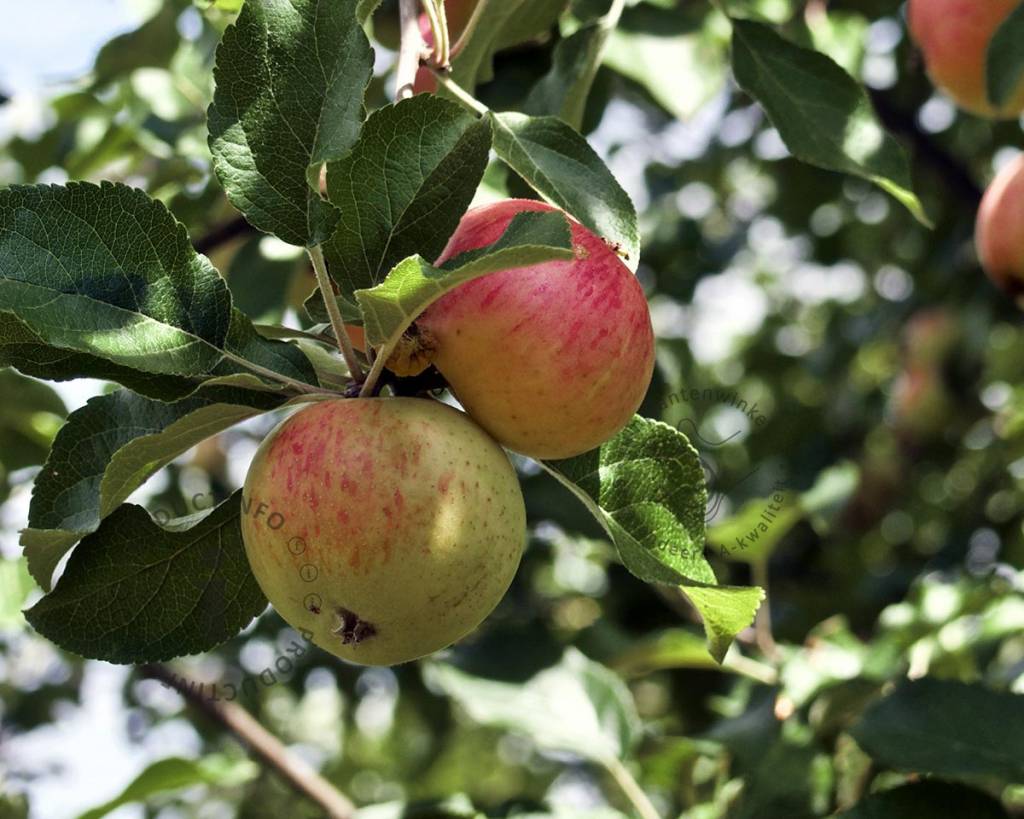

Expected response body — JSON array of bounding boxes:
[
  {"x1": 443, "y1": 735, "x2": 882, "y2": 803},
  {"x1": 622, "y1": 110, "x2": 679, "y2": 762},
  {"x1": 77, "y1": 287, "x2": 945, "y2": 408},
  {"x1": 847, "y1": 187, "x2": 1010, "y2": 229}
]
[
  {"x1": 422, "y1": 0, "x2": 449, "y2": 68},
  {"x1": 221, "y1": 351, "x2": 326, "y2": 396},
  {"x1": 396, "y1": 0, "x2": 426, "y2": 100},
  {"x1": 430, "y1": 70, "x2": 490, "y2": 117},
  {"x1": 307, "y1": 245, "x2": 365, "y2": 383},
  {"x1": 358, "y1": 350, "x2": 390, "y2": 398}
]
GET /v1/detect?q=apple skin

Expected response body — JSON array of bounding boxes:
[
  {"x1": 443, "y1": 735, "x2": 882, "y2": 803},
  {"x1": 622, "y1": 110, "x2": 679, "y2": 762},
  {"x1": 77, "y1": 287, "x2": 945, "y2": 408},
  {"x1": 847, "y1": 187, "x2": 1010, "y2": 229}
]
[
  {"x1": 976, "y1": 155, "x2": 1024, "y2": 297},
  {"x1": 889, "y1": 366, "x2": 953, "y2": 442},
  {"x1": 240, "y1": 397, "x2": 526, "y2": 666},
  {"x1": 908, "y1": 0, "x2": 1024, "y2": 118},
  {"x1": 416, "y1": 199, "x2": 655, "y2": 460}
]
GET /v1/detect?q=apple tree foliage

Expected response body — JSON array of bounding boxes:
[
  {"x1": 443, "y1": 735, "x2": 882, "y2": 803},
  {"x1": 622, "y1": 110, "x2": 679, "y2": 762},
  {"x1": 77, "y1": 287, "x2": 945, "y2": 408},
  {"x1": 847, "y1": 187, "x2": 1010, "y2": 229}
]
[{"x1": 1, "y1": 0, "x2": 1024, "y2": 816}]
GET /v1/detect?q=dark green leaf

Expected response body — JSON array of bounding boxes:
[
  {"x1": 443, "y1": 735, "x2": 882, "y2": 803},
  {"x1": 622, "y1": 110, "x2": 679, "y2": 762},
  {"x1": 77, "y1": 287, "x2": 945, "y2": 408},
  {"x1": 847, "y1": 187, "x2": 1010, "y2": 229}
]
[
  {"x1": 22, "y1": 388, "x2": 280, "y2": 590},
  {"x1": 541, "y1": 416, "x2": 762, "y2": 661},
  {"x1": 0, "y1": 311, "x2": 199, "y2": 402},
  {"x1": 987, "y1": 3, "x2": 1024, "y2": 109},
  {"x1": 226, "y1": 236, "x2": 302, "y2": 323},
  {"x1": 92, "y1": 1, "x2": 185, "y2": 87},
  {"x1": 450, "y1": 0, "x2": 568, "y2": 90},
  {"x1": 219, "y1": 308, "x2": 319, "y2": 387},
  {"x1": 323, "y1": 96, "x2": 491, "y2": 295},
  {"x1": 850, "y1": 677, "x2": 1024, "y2": 781},
  {"x1": 0, "y1": 369, "x2": 66, "y2": 472},
  {"x1": 25, "y1": 493, "x2": 266, "y2": 664},
  {"x1": 838, "y1": 781, "x2": 1009, "y2": 819},
  {"x1": 730, "y1": 19, "x2": 928, "y2": 224},
  {"x1": 491, "y1": 113, "x2": 639, "y2": 268},
  {"x1": 525, "y1": 21, "x2": 611, "y2": 129},
  {"x1": 0, "y1": 183, "x2": 232, "y2": 377},
  {"x1": 209, "y1": 0, "x2": 373, "y2": 246},
  {"x1": 542, "y1": 416, "x2": 712, "y2": 586}
]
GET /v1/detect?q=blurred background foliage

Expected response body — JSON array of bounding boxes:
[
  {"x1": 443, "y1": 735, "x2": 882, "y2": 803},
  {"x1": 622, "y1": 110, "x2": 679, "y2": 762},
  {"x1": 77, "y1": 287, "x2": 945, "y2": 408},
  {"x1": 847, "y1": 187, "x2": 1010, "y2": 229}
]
[{"x1": 1, "y1": 0, "x2": 1024, "y2": 817}]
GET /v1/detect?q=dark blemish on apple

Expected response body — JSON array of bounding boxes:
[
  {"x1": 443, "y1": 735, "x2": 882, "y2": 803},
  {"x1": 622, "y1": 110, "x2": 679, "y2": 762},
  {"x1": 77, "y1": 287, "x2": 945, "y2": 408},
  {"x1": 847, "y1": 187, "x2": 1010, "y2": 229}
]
[{"x1": 333, "y1": 607, "x2": 377, "y2": 645}]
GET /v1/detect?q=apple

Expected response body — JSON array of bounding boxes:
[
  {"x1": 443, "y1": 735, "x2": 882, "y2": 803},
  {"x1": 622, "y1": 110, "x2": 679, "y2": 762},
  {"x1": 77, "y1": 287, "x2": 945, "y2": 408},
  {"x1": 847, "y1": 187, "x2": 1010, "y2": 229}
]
[
  {"x1": 903, "y1": 308, "x2": 959, "y2": 368},
  {"x1": 416, "y1": 199, "x2": 655, "y2": 459},
  {"x1": 889, "y1": 366, "x2": 953, "y2": 442},
  {"x1": 976, "y1": 154, "x2": 1024, "y2": 297},
  {"x1": 908, "y1": 0, "x2": 1024, "y2": 118},
  {"x1": 241, "y1": 397, "x2": 526, "y2": 666}
]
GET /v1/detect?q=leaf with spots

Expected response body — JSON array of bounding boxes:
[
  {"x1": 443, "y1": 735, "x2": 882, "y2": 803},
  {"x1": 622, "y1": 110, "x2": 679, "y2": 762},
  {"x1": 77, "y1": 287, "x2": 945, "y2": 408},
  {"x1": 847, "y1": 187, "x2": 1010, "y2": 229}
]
[
  {"x1": 24, "y1": 493, "x2": 266, "y2": 664},
  {"x1": 208, "y1": 0, "x2": 373, "y2": 246},
  {"x1": 542, "y1": 416, "x2": 763, "y2": 661}
]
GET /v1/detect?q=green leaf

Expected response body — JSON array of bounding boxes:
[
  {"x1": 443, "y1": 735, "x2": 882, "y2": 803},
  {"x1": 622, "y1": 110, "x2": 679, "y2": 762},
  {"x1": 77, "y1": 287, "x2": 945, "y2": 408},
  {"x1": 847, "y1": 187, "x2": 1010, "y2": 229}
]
[
  {"x1": 22, "y1": 388, "x2": 280, "y2": 590},
  {"x1": 323, "y1": 96, "x2": 491, "y2": 296},
  {"x1": 708, "y1": 490, "x2": 803, "y2": 564},
  {"x1": 542, "y1": 416, "x2": 713, "y2": 586},
  {"x1": 491, "y1": 112, "x2": 639, "y2": 268},
  {"x1": 0, "y1": 183, "x2": 232, "y2": 377},
  {"x1": 540, "y1": 417, "x2": 760, "y2": 662},
  {"x1": 0, "y1": 311, "x2": 199, "y2": 402},
  {"x1": 730, "y1": 19, "x2": 929, "y2": 225},
  {"x1": 355, "y1": 210, "x2": 573, "y2": 356},
  {"x1": 77, "y1": 756, "x2": 257, "y2": 819},
  {"x1": 850, "y1": 678, "x2": 1024, "y2": 781},
  {"x1": 425, "y1": 648, "x2": 640, "y2": 764},
  {"x1": 450, "y1": 0, "x2": 569, "y2": 91},
  {"x1": 208, "y1": 0, "x2": 373, "y2": 246},
  {"x1": 356, "y1": 0, "x2": 383, "y2": 25},
  {"x1": 0, "y1": 557, "x2": 34, "y2": 629},
  {"x1": 525, "y1": 21, "x2": 612, "y2": 130},
  {"x1": 837, "y1": 782, "x2": 1009, "y2": 819},
  {"x1": 709, "y1": 462, "x2": 859, "y2": 563},
  {"x1": 0, "y1": 369, "x2": 66, "y2": 472},
  {"x1": 303, "y1": 288, "x2": 363, "y2": 327},
  {"x1": 679, "y1": 585, "x2": 764, "y2": 663},
  {"x1": 355, "y1": 795, "x2": 482, "y2": 819},
  {"x1": 612, "y1": 627, "x2": 774, "y2": 682},
  {"x1": 220, "y1": 308, "x2": 320, "y2": 387},
  {"x1": 227, "y1": 236, "x2": 303, "y2": 323},
  {"x1": 92, "y1": 1, "x2": 185, "y2": 87},
  {"x1": 987, "y1": 3, "x2": 1024, "y2": 109},
  {"x1": 294, "y1": 339, "x2": 350, "y2": 391},
  {"x1": 25, "y1": 493, "x2": 267, "y2": 664}
]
